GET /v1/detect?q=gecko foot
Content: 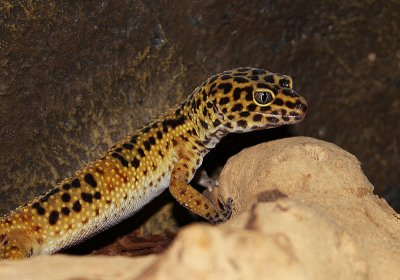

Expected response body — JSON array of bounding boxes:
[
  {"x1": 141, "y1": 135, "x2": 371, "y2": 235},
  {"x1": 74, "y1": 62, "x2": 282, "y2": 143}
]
[{"x1": 208, "y1": 197, "x2": 233, "y2": 224}]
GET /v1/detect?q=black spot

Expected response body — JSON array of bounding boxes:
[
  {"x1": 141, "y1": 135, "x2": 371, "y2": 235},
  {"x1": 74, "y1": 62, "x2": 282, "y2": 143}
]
[
  {"x1": 131, "y1": 157, "x2": 140, "y2": 168},
  {"x1": 209, "y1": 75, "x2": 218, "y2": 83},
  {"x1": 149, "y1": 137, "x2": 156, "y2": 145},
  {"x1": 231, "y1": 103, "x2": 243, "y2": 112},
  {"x1": 264, "y1": 75, "x2": 274, "y2": 83},
  {"x1": 130, "y1": 136, "x2": 138, "y2": 144},
  {"x1": 49, "y1": 210, "x2": 59, "y2": 225},
  {"x1": 37, "y1": 207, "x2": 46, "y2": 215},
  {"x1": 260, "y1": 105, "x2": 271, "y2": 112},
  {"x1": 250, "y1": 75, "x2": 259, "y2": 81},
  {"x1": 282, "y1": 89, "x2": 299, "y2": 97},
  {"x1": 237, "y1": 120, "x2": 248, "y2": 128},
  {"x1": 196, "y1": 98, "x2": 201, "y2": 109},
  {"x1": 267, "y1": 117, "x2": 279, "y2": 123},
  {"x1": 141, "y1": 126, "x2": 150, "y2": 133},
  {"x1": 221, "y1": 75, "x2": 231, "y2": 80},
  {"x1": 84, "y1": 173, "x2": 97, "y2": 188},
  {"x1": 200, "y1": 120, "x2": 208, "y2": 129},
  {"x1": 72, "y1": 201, "x2": 82, "y2": 212},
  {"x1": 233, "y1": 77, "x2": 249, "y2": 83},
  {"x1": 279, "y1": 78, "x2": 290, "y2": 88},
  {"x1": 72, "y1": 178, "x2": 81, "y2": 188},
  {"x1": 61, "y1": 207, "x2": 70, "y2": 216},
  {"x1": 169, "y1": 116, "x2": 185, "y2": 128},
  {"x1": 40, "y1": 194, "x2": 50, "y2": 202},
  {"x1": 202, "y1": 91, "x2": 207, "y2": 102},
  {"x1": 190, "y1": 100, "x2": 196, "y2": 110},
  {"x1": 50, "y1": 188, "x2": 60, "y2": 195},
  {"x1": 247, "y1": 104, "x2": 257, "y2": 111},
  {"x1": 40, "y1": 188, "x2": 59, "y2": 203},
  {"x1": 237, "y1": 67, "x2": 250, "y2": 72},
  {"x1": 176, "y1": 115, "x2": 185, "y2": 126},
  {"x1": 253, "y1": 114, "x2": 263, "y2": 122},
  {"x1": 162, "y1": 120, "x2": 169, "y2": 132},
  {"x1": 218, "y1": 82, "x2": 232, "y2": 94},
  {"x1": 239, "y1": 111, "x2": 250, "y2": 117},
  {"x1": 62, "y1": 183, "x2": 71, "y2": 190},
  {"x1": 151, "y1": 123, "x2": 158, "y2": 129},
  {"x1": 144, "y1": 141, "x2": 151, "y2": 151},
  {"x1": 61, "y1": 193, "x2": 71, "y2": 202},
  {"x1": 115, "y1": 148, "x2": 123, "y2": 153},
  {"x1": 32, "y1": 202, "x2": 46, "y2": 215},
  {"x1": 175, "y1": 108, "x2": 181, "y2": 116},
  {"x1": 274, "y1": 98, "x2": 284, "y2": 106},
  {"x1": 219, "y1": 97, "x2": 229, "y2": 105},
  {"x1": 213, "y1": 119, "x2": 221, "y2": 127},
  {"x1": 94, "y1": 192, "x2": 102, "y2": 200},
  {"x1": 123, "y1": 143, "x2": 133, "y2": 150},
  {"x1": 156, "y1": 131, "x2": 162, "y2": 139},
  {"x1": 257, "y1": 83, "x2": 270, "y2": 89},
  {"x1": 252, "y1": 69, "x2": 266, "y2": 75},
  {"x1": 285, "y1": 101, "x2": 296, "y2": 109},
  {"x1": 233, "y1": 88, "x2": 241, "y2": 100},
  {"x1": 245, "y1": 92, "x2": 253, "y2": 101},
  {"x1": 138, "y1": 148, "x2": 145, "y2": 157},
  {"x1": 202, "y1": 107, "x2": 208, "y2": 117},
  {"x1": 81, "y1": 192, "x2": 93, "y2": 203},
  {"x1": 112, "y1": 152, "x2": 129, "y2": 167}
]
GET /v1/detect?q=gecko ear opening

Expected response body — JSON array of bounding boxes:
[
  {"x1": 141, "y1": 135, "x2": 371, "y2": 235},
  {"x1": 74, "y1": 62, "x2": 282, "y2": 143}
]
[{"x1": 212, "y1": 103, "x2": 225, "y2": 120}]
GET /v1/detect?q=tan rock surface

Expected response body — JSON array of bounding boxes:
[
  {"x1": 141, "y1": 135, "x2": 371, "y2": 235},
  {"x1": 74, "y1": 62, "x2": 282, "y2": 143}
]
[
  {"x1": 139, "y1": 137, "x2": 400, "y2": 279},
  {"x1": 1, "y1": 137, "x2": 399, "y2": 279},
  {"x1": 0, "y1": 254, "x2": 156, "y2": 280}
]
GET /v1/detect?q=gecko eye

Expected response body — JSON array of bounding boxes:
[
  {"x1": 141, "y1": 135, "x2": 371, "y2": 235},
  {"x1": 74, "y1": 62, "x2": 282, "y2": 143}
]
[{"x1": 253, "y1": 89, "x2": 274, "y2": 106}]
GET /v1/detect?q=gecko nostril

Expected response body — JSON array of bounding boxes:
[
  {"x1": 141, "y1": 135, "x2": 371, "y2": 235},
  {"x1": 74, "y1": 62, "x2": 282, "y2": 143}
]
[{"x1": 295, "y1": 101, "x2": 307, "y2": 112}]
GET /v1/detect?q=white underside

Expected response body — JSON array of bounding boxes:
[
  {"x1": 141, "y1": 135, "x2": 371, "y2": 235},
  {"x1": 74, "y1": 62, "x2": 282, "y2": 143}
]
[{"x1": 41, "y1": 163, "x2": 173, "y2": 255}]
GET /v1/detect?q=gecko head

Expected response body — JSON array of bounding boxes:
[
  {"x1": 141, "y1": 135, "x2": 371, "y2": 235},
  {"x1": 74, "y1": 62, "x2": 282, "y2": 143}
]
[
  {"x1": 190, "y1": 67, "x2": 307, "y2": 148},
  {"x1": 198, "y1": 67, "x2": 307, "y2": 133}
]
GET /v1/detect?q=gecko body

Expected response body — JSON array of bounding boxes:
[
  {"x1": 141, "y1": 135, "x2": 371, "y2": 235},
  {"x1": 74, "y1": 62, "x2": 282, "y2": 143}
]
[{"x1": 0, "y1": 67, "x2": 307, "y2": 259}]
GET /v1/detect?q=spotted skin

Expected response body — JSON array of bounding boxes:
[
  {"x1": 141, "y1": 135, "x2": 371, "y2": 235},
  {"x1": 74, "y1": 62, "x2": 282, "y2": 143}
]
[{"x1": 0, "y1": 67, "x2": 307, "y2": 259}]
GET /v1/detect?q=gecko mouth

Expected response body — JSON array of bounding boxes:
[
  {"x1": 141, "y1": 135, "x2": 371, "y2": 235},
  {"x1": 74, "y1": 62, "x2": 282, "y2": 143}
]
[{"x1": 282, "y1": 113, "x2": 306, "y2": 122}]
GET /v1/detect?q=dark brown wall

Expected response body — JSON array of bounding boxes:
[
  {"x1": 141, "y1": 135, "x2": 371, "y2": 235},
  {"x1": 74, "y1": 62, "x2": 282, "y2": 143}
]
[{"x1": 1, "y1": 0, "x2": 399, "y2": 214}]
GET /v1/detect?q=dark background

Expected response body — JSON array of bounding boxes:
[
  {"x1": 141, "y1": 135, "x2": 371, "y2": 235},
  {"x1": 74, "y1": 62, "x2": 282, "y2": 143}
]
[{"x1": 1, "y1": 0, "x2": 399, "y2": 214}]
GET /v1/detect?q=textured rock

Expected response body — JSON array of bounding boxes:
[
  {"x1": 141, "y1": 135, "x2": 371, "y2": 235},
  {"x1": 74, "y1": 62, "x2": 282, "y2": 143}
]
[
  {"x1": 0, "y1": 254, "x2": 156, "y2": 280},
  {"x1": 2, "y1": 137, "x2": 398, "y2": 279},
  {"x1": 138, "y1": 137, "x2": 400, "y2": 279}
]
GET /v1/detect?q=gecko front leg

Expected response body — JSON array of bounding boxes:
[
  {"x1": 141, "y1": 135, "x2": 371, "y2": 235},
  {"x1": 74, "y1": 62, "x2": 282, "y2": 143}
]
[{"x1": 169, "y1": 160, "x2": 233, "y2": 224}]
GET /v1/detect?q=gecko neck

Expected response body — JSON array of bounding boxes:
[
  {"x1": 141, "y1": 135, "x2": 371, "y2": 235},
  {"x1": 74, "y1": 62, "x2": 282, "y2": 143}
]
[{"x1": 182, "y1": 94, "x2": 227, "y2": 150}]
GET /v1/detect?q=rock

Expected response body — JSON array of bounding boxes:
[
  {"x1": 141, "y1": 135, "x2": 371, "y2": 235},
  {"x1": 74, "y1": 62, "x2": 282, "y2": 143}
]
[
  {"x1": 138, "y1": 137, "x2": 400, "y2": 279},
  {"x1": 1, "y1": 137, "x2": 399, "y2": 279},
  {"x1": 0, "y1": 254, "x2": 156, "y2": 280}
]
